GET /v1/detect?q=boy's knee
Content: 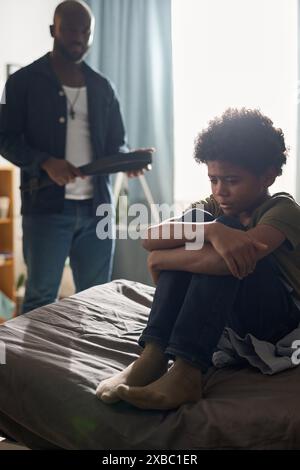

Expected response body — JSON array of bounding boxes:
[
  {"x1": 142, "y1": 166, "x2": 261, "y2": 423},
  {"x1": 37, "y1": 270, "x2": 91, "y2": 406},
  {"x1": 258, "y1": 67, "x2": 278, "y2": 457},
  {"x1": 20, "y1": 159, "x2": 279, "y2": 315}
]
[{"x1": 215, "y1": 215, "x2": 245, "y2": 231}]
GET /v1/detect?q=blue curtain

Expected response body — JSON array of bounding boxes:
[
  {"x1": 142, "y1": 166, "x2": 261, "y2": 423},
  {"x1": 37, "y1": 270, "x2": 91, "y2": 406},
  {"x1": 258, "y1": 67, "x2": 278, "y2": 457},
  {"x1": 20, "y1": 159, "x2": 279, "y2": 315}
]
[
  {"x1": 86, "y1": 0, "x2": 174, "y2": 285},
  {"x1": 86, "y1": 0, "x2": 174, "y2": 205},
  {"x1": 297, "y1": 0, "x2": 300, "y2": 203}
]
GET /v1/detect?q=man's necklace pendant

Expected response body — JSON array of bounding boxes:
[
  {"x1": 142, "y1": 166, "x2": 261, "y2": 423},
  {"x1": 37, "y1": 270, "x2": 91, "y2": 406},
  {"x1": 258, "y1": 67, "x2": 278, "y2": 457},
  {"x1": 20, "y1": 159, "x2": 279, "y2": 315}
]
[{"x1": 70, "y1": 108, "x2": 76, "y2": 120}]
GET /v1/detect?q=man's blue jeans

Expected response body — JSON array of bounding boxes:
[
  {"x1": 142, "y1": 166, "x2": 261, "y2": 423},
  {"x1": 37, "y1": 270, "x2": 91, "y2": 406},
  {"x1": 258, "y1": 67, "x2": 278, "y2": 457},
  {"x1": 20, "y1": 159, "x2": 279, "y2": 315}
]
[
  {"x1": 22, "y1": 199, "x2": 115, "y2": 314},
  {"x1": 139, "y1": 210, "x2": 300, "y2": 372}
]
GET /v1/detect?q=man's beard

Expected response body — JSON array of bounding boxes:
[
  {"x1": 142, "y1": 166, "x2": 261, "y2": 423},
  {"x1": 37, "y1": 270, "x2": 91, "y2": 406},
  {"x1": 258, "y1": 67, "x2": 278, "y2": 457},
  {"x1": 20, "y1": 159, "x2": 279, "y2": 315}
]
[{"x1": 54, "y1": 39, "x2": 87, "y2": 63}]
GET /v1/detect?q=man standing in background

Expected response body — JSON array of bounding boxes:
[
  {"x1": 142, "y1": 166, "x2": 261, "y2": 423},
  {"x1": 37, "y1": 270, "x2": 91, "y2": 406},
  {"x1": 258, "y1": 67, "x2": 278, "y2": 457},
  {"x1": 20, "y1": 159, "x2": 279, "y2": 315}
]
[{"x1": 0, "y1": 0, "x2": 151, "y2": 313}]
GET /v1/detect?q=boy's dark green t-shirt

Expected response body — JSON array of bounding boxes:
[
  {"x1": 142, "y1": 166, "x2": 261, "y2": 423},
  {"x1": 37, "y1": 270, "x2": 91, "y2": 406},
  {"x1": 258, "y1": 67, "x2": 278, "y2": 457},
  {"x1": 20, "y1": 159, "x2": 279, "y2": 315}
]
[{"x1": 191, "y1": 192, "x2": 300, "y2": 300}]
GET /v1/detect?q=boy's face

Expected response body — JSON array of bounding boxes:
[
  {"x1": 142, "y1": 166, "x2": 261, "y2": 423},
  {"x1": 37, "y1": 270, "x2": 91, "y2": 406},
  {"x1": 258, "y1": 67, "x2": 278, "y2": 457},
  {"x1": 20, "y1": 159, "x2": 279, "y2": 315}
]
[{"x1": 207, "y1": 160, "x2": 272, "y2": 216}]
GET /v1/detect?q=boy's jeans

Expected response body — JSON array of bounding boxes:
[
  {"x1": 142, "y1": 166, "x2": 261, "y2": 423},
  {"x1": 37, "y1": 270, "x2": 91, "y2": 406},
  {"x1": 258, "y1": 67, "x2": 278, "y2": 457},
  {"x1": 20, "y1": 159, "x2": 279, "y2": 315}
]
[
  {"x1": 22, "y1": 199, "x2": 115, "y2": 314},
  {"x1": 139, "y1": 210, "x2": 300, "y2": 372}
]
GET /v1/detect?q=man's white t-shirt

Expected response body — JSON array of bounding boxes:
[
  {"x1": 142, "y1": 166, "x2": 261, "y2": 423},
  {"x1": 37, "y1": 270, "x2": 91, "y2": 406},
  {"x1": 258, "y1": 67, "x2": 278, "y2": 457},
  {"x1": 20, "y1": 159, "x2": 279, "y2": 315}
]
[{"x1": 63, "y1": 85, "x2": 94, "y2": 200}]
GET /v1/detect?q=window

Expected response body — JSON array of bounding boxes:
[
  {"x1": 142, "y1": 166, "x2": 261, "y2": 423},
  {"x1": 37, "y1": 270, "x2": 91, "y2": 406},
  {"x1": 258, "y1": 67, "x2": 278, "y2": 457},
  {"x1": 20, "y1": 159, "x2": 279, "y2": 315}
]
[{"x1": 172, "y1": 0, "x2": 298, "y2": 204}]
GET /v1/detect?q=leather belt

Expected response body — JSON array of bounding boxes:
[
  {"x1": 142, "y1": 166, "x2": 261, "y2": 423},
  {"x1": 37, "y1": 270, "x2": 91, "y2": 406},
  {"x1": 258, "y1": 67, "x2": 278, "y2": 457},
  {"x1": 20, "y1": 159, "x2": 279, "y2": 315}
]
[{"x1": 21, "y1": 151, "x2": 152, "y2": 193}]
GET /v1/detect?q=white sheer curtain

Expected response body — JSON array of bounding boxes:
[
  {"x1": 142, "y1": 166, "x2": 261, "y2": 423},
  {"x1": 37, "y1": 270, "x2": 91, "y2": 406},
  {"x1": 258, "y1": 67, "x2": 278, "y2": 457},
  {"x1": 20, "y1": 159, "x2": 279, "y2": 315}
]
[{"x1": 172, "y1": 0, "x2": 298, "y2": 204}]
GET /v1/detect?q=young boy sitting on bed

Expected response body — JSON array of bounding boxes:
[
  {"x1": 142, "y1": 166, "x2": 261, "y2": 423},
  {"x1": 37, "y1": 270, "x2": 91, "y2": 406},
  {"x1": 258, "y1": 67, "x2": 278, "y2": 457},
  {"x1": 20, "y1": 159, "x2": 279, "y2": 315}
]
[{"x1": 96, "y1": 108, "x2": 300, "y2": 410}]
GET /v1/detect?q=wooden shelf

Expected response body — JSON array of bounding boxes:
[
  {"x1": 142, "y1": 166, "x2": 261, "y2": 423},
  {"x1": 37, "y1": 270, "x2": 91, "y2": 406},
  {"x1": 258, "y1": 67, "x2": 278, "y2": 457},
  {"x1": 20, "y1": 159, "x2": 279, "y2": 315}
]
[
  {"x1": 0, "y1": 167, "x2": 15, "y2": 304},
  {"x1": 0, "y1": 260, "x2": 13, "y2": 268},
  {"x1": 0, "y1": 219, "x2": 11, "y2": 224}
]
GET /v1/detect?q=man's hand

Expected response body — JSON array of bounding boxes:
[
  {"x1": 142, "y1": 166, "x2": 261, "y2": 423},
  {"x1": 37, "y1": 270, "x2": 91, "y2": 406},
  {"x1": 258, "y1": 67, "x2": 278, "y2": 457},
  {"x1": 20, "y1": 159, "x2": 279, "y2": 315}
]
[
  {"x1": 41, "y1": 157, "x2": 85, "y2": 186},
  {"x1": 126, "y1": 147, "x2": 155, "y2": 179},
  {"x1": 147, "y1": 251, "x2": 160, "y2": 285},
  {"x1": 208, "y1": 222, "x2": 269, "y2": 279}
]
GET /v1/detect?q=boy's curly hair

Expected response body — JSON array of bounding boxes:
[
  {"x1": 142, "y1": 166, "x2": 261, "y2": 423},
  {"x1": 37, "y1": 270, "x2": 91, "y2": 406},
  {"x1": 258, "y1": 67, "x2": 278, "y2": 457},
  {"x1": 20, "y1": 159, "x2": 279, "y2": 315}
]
[{"x1": 194, "y1": 108, "x2": 287, "y2": 175}]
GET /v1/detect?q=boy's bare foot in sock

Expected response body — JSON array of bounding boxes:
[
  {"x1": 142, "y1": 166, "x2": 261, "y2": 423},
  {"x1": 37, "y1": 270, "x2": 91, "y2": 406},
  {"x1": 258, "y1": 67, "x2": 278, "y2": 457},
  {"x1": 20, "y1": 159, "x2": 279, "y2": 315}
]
[
  {"x1": 116, "y1": 358, "x2": 202, "y2": 410},
  {"x1": 96, "y1": 343, "x2": 168, "y2": 404}
]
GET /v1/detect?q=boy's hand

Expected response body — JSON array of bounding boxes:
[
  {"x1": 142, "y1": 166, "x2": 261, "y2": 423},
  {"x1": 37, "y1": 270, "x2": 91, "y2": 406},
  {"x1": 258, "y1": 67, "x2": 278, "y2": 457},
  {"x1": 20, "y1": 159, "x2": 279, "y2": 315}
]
[{"x1": 208, "y1": 222, "x2": 268, "y2": 279}]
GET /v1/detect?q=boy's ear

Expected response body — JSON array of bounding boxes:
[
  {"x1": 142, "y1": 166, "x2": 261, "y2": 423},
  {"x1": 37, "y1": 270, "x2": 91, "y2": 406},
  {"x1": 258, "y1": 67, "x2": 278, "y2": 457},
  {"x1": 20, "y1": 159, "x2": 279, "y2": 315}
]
[
  {"x1": 50, "y1": 25, "x2": 54, "y2": 38},
  {"x1": 263, "y1": 166, "x2": 277, "y2": 188}
]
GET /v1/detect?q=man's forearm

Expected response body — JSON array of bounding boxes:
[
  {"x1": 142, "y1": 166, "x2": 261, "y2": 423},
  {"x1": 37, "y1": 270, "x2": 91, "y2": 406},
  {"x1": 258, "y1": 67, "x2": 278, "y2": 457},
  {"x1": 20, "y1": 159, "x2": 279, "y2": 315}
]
[
  {"x1": 0, "y1": 76, "x2": 51, "y2": 171},
  {"x1": 148, "y1": 243, "x2": 231, "y2": 276},
  {"x1": 0, "y1": 132, "x2": 50, "y2": 170}
]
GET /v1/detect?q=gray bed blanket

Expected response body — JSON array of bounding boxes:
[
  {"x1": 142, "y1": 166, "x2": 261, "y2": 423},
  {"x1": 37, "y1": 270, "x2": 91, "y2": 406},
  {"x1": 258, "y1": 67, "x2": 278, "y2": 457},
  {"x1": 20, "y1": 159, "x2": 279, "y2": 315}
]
[
  {"x1": 0, "y1": 279, "x2": 300, "y2": 450},
  {"x1": 213, "y1": 325, "x2": 300, "y2": 375}
]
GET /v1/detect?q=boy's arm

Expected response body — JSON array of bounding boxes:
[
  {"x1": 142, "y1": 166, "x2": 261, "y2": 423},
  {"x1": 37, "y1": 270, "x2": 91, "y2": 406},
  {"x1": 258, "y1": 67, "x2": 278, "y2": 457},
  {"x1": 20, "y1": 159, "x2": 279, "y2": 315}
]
[
  {"x1": 147, "y1": 223, "x2": 285, "y2": 283},
  {"x1": 142, "y1": 219, "x2": 217, "y2": 251},
  {"x1": 148, "y1": 243, "x2": 229, "y2": 284},
  {"x1": 245, "y1": 224, "x2": 286, "y2": 258}
]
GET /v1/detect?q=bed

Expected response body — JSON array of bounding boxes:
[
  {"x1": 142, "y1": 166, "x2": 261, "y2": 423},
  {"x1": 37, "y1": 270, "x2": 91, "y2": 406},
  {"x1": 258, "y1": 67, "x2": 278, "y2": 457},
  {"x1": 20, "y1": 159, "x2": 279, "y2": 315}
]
[{"x1": 0, "y1": 279, "x2": 299, "y2": 450}]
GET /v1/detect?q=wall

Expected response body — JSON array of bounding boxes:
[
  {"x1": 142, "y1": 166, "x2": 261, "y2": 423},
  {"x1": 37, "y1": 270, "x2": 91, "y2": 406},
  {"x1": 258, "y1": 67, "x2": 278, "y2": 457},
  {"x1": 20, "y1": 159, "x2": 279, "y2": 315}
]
[{"x1": 0, "y1": 0, "x2": 61, "y2": 91}]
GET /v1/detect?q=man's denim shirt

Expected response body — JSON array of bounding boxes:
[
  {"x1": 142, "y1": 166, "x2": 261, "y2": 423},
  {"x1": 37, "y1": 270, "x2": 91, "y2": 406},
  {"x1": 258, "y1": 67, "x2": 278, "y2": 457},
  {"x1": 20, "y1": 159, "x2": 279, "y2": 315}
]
[{"x1": 0, "y1": 53, "x2": 127, "y2": 215}]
